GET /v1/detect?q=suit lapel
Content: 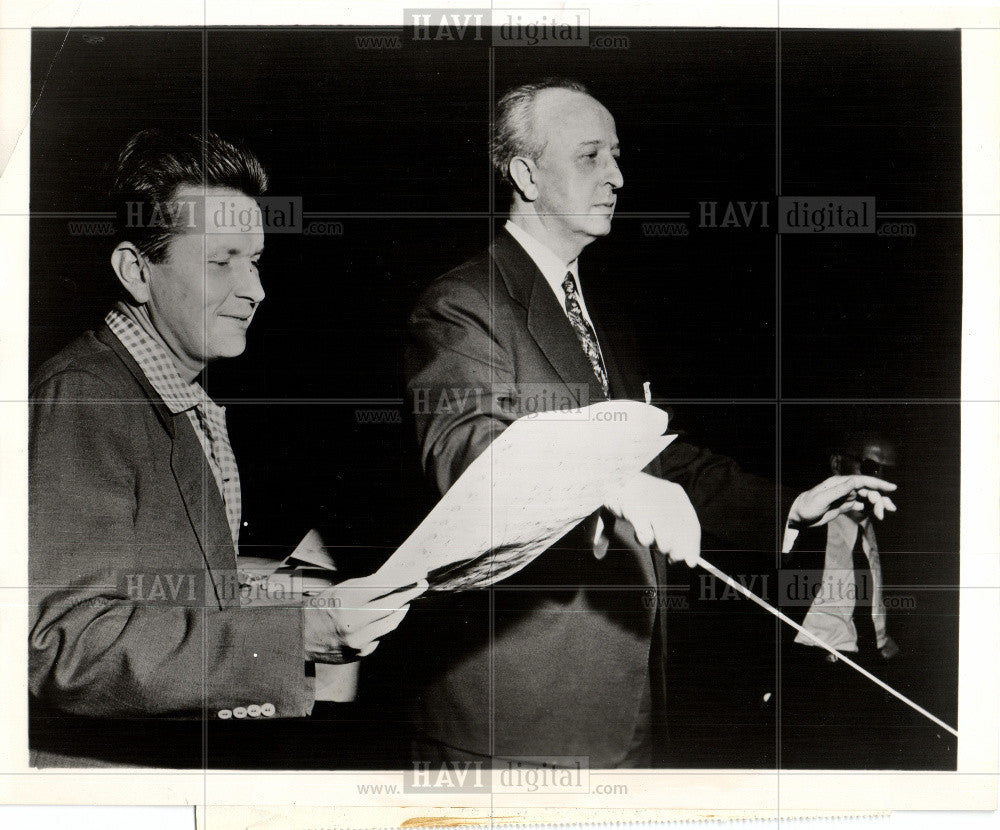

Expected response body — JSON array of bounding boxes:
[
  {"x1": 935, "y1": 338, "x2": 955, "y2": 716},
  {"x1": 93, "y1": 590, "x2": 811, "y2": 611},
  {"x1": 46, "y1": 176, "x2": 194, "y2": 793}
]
[
  {"x1": 492, "y1": 231, "x2": 665, "y2": 597},
  {"x1": 527, "y1": 278, "x2": 608, "y2": 406},
  {"x1": 492, "y1": 229, "x2": 608, "y2": 406},
  {"x1": 98, "y1": 325, "x2": 237, "y2": 594},
  {"x1": 167, "y1": 421, "x2": 238, "y2": 599},
  {"x1": 98, "y1": 325, "x2": 175, "y2": 434}
]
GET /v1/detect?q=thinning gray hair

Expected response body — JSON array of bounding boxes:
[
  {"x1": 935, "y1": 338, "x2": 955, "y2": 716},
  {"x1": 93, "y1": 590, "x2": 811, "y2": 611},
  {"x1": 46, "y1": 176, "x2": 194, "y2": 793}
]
[{"x1": 490, "y1": 77, "x2": 592, "y2": 183}]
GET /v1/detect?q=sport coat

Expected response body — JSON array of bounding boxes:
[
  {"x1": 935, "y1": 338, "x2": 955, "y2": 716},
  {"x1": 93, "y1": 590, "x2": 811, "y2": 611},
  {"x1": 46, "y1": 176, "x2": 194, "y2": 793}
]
[
  {"x1": 405, "y1": 228, "x2": 791, "y2": 766},
  {"x1": 28, "y1": 324, "x2": 313, "y2": 766}
]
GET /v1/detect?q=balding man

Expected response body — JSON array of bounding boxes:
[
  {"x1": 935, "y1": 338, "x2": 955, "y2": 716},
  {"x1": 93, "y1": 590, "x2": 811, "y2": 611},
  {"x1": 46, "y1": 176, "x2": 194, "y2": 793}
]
[{"x1": 404, "y1": 78, "x2": 897, "y2": 768}]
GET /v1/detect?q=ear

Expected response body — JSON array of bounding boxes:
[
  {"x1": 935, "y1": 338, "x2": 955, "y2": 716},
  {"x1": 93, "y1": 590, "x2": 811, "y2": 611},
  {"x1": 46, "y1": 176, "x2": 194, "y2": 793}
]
[
  {"x1": 830, "y1": 453, "x2": 843, "y2": 476},
  {"x1": 111, "y1": 242, "x2": 151, "y2": 304},
  {"x1": 508, "y1": 156, "x2": 539, "y2": 201}
]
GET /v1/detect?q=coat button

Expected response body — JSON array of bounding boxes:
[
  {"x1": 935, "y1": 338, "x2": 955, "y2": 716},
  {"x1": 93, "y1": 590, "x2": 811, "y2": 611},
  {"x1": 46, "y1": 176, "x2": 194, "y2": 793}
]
[
  {"x1": 218, "y1": 709, "x2": 233, "y2": 720},
  {"x1": 247, "y1": 704, "x2": 262, "y2": 718},
  {"x1": 260, "y1": 702, "x2": 276, "y2": 717},
  {"x1": 233, "y1": 706, "x2": 248, "y2": 719}
]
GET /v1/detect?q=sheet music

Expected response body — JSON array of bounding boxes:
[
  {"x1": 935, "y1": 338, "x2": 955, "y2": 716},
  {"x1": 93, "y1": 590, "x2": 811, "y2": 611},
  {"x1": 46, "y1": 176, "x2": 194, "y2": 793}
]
[{"x1": 376, "y1": 401, "x2": 675, "y2": 590}]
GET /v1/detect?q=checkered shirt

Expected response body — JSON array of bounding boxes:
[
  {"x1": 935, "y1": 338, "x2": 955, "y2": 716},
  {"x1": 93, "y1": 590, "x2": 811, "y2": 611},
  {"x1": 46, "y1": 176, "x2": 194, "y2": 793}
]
[{"x1": 106, "y1": 306, "x2": 242, "y2": 549}]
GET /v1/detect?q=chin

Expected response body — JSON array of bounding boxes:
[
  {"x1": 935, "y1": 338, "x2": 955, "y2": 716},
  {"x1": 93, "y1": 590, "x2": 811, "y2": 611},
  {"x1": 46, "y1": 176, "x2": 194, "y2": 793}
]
[
  {"x1": 585, "y1": 219, "x2": 614, "y2": 237},
  {"x1": 211, "y1": 337, "x2": 248, "y2": 360}
]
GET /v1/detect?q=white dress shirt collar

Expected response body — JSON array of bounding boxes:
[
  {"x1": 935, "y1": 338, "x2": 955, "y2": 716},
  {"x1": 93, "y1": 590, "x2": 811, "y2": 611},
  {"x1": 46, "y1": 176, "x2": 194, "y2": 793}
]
[{"x1": 503, "y1": 220, "x2": 597, "y2": 326}]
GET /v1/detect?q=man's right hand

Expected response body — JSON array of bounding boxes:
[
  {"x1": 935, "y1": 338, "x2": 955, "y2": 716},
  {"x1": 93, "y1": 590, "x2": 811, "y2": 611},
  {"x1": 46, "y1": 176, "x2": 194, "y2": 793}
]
[
  {"x1": 603, "y1": 472, "x2": 701, "y2": 567},
  {"x1": 303, "y1": 576, "x2": 428, "y2": 664},
  {"x1": 788, "y1": 474, "x2": 898, "y2": 529}
]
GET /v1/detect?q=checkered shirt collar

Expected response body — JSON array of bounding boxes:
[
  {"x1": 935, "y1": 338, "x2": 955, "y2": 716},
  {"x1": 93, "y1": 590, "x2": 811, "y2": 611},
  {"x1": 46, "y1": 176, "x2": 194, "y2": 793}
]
[{"x1": 105, "y1": 305, "x2": 210, "y2": 414}]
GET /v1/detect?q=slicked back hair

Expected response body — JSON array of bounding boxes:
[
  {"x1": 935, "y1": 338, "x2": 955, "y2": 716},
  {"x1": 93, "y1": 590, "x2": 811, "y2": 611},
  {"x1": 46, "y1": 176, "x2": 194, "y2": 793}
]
[
  {"x1": 490, "y1": 77, "x2": 592, "y2": 186},
  {"x1": 108, "y1": 129, "x2": 268, "y2": 262}
]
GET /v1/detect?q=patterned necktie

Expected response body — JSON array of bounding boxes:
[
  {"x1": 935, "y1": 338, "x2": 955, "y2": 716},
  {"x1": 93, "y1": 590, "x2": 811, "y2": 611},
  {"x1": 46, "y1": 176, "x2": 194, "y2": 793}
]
[
  {"x1": 562, "y1": 271, "x2": 610, "y2": 397},
  {"x1": 194, "y1": 400, "x2": 242, "y2": 547}
]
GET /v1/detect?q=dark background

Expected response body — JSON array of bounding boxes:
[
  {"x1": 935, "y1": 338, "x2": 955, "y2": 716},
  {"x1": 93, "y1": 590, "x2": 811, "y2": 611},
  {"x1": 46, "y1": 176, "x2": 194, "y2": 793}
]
[{"x1": 29, "y1": 27, "x2": 961, "y2": 769}]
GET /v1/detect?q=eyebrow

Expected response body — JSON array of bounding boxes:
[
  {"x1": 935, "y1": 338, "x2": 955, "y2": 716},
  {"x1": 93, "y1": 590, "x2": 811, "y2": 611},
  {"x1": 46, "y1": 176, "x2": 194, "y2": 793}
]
[
  {"x1": 577, "y1": 140, "x2": 621, "y2": 151},
  {"x1": 211, "y1": 247, "x2": 264, "y2": 257}
]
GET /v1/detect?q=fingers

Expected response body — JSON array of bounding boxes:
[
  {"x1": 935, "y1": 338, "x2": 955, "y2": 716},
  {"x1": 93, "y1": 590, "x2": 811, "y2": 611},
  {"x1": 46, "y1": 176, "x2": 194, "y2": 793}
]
[
  {"x1": 632, "y1": 519, "x2": 655, "y2": 548},
  {"x1": 645, "y1": 487, "x2": 700, "y2": 567},
  {"x1": 858, "y1": 490, "x2": 898, "y2": 521},
  {"x1": 687, "y1": 522, "x2": 702, "y2": 567},
  {"x1": 655, "y1": 485, "x2": 701, "y2": 567},
  {"x1": 806, "y1": 504, "x2": 858, "y2": 528},
  {"x1": 654, "y1": 512, "x2": 700, "y2": 568},
  {"x1": 665, "y1": 528, "x2": 701, "y2": 567},
  {"x1": 818, "y1": 478, "x2": 869, "y2": 505},
  {"x1": 818, "y1": 474, "x2": 897, "y2": 492},
  {"x1": 335, "y1": 597, "x2": 408, "y2": 629},
  {"x1": 611, "y1": 475, "x2": 702, "y2": 566},
  {"x1": 305, "y1": 595, "x2": 416, "y2": 661},
  {"x1": 649, "y1": 512, "x2": 672, "y2": 557},
  {"x1": 867, "y1": 489, "x2": 886, "y2": 520},
  {"x1": 848, "y1": 475, "x2": 897, "y2": 492},
  {"x1": 828, "y1": 496, "x2": 898, "y2": 525},
  {"x1": 676, "y1": 526, "x2": 702, "y2": 567},
  {"x1": 795, "y1": 474, "x2": 899, "y2": 528},
  {"x1": 340, "y1": 605, "x2": 411, "y2": 652}
]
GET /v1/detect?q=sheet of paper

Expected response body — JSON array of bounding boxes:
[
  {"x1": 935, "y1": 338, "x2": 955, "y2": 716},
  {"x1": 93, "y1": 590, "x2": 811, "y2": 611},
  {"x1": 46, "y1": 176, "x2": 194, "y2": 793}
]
[
  {"x1": 238, "y1": 529, "x2": 335, "y2": 578},
  {"x1": 285, "y1": 528, "x2": 338, "y2": 571},
  {"x1": 376, "y1": 401, "x2": 676, "y2": 591},
  {"x1": 238, "y1": 530, "x2": 338, "y2": 606}
]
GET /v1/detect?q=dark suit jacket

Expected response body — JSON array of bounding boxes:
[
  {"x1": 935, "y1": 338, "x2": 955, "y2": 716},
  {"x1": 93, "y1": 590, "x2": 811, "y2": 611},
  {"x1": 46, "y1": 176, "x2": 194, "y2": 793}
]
[
  {"x1": 28, "y1": 324, "x2": 313, "y2": 766},
  {"x1": 405, "y1": 228, "x2": 792, "y2": 766}
]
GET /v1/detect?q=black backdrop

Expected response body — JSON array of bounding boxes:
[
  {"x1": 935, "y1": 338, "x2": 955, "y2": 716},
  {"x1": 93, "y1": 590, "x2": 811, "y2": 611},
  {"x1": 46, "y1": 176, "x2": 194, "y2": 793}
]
[{"x1": 29, "y1": 27, "x2": 961, "y2": 769}]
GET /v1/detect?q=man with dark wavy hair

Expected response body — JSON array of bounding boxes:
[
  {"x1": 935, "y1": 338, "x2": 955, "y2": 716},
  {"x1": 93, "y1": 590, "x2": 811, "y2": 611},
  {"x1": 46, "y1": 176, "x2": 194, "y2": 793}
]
[{"x1": 29, "y1": 129, "x2": 422, "y2": 767}]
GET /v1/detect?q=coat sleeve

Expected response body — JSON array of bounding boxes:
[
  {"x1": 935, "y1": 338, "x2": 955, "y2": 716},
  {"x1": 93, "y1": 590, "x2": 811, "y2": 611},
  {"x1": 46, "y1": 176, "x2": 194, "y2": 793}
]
[
  {"x1": 28, "y1": 368, "x2": 315, "y2": 719},
  {"x1": 405, "y1": 276, "x2": 518, "y2": 495},
  {"x1": 407, "y1": 271, "x2": 796, "y2": 558},
  {"x1": 652, "y1": 437, "x2": 798, "y2": 555}
]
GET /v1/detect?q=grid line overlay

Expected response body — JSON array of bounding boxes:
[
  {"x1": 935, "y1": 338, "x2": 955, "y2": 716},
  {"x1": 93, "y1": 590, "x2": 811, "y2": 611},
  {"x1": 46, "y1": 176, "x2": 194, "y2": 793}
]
[{"x1": 15, "y1": 15, "x2": 984, "y2": 816}]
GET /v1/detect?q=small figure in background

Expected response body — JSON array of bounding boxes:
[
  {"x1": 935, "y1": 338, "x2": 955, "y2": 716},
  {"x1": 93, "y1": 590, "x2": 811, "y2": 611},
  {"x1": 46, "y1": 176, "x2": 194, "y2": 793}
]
[{"x1": 795, "y1": 432, "x2": 901, "y2": 662}]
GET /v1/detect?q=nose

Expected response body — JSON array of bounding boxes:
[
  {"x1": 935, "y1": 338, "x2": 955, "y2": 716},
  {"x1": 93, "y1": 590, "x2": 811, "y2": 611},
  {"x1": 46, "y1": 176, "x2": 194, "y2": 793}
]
[
  {"x1": 606, "y1": 155, "x2": 624, "y2": 190},
  {"x1": 235, "y1": 260, "x2": 266, "y2": 305}
]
